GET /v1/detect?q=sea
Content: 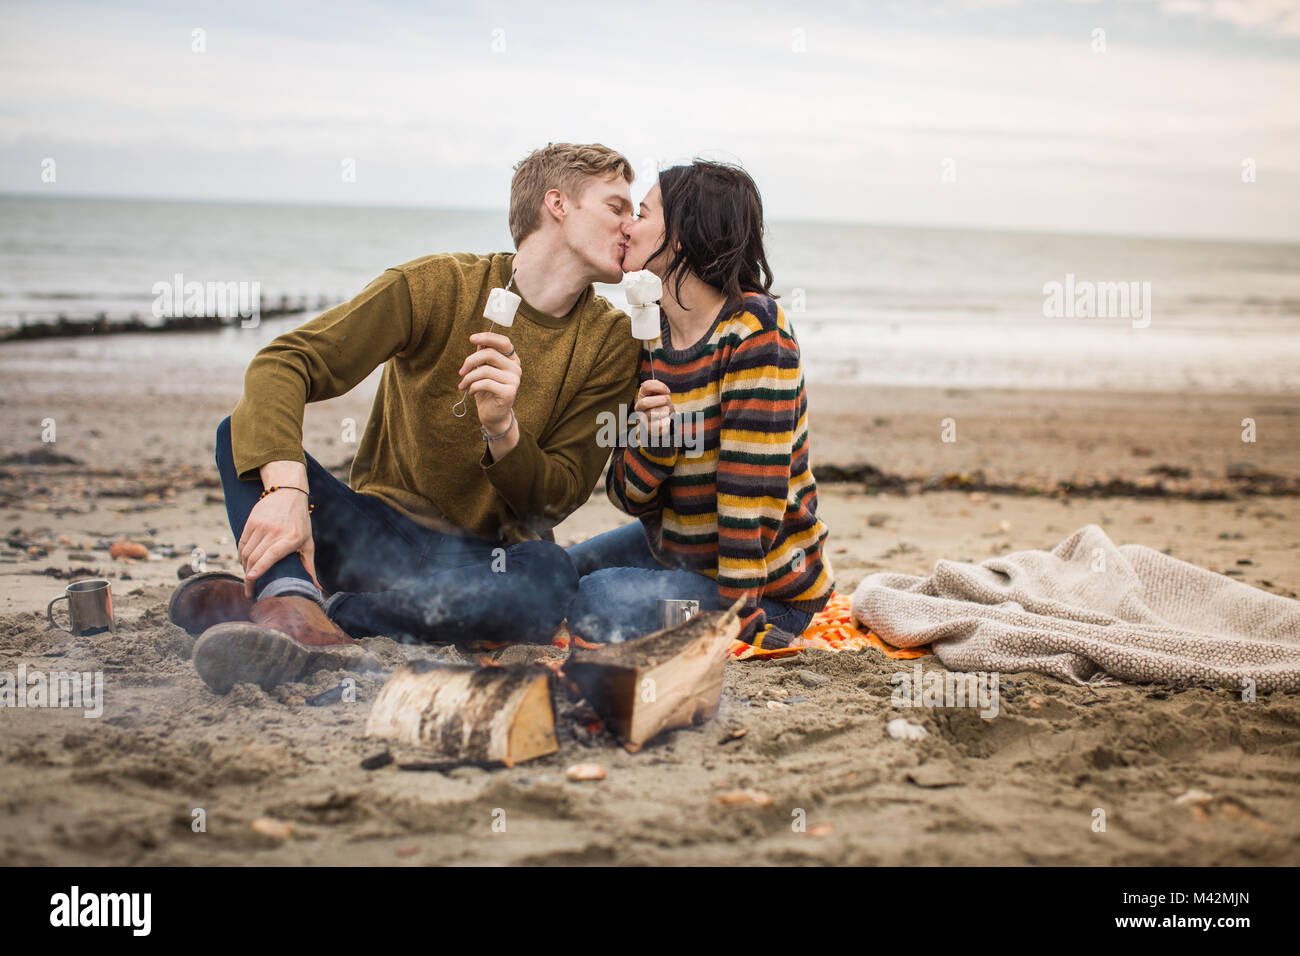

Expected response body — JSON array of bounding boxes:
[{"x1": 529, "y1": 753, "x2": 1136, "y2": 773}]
[{"x1": 2, "y1": 194, "x2": 1298, "y2": 393}]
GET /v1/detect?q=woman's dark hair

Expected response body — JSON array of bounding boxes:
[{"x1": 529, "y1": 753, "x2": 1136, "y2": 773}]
[{"x1": 649, "y1": 160, "x2": 777, "y2": 308}]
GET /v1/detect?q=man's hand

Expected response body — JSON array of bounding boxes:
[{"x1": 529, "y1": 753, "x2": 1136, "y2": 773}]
[
  {"x1": 634, "y1": 378, "x2": 675, "y2": 440},
  {"x1": 459, "y1": 331, "x2": 521, "y2": 434},
  {"x1": 239, "y1": 461, "x2": 318, "y2": 599}
]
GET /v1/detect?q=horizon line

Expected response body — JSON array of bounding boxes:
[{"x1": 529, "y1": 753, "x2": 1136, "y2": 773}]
[{"x1": 1, "y1": 189, "x2": 1298, "y2": 249}]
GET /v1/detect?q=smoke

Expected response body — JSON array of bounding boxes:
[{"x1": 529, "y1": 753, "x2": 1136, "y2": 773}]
[{"x1": 326, "y1": 537, "x2": 578, "y2": 645}]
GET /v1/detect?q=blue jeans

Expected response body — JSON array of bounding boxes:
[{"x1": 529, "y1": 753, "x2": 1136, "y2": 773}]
[
  {"x1": 565, "y1": 521, "x2": 813, "y2": 643},
  {"x1": 214, "y1": 416, "x2": 577, "y2": 643}
]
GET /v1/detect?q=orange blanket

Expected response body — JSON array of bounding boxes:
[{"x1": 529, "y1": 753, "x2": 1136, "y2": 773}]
[
  {"x1": 549, "y1": 592, "x2": 930, "y2": 661},
  {"x1": 729, "y1": 591, "x2": 931, "y2": 660}
]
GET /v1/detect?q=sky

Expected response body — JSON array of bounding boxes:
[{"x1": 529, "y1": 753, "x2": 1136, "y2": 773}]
[{"x1": 1, "y1": 0, "x2": 1298, "y2": 241}]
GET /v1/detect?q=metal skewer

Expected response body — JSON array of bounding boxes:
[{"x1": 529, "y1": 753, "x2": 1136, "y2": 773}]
[{"x1": 452, "y1": 270, "x2": 516, "y2": 418}]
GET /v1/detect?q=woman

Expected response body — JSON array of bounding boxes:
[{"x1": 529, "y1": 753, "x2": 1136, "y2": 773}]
[{"x1": 566, "y1": 160, "x2": 832, "y2": 649}]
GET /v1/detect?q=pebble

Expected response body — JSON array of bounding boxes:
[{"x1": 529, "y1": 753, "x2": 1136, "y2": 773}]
[
  {"x1": 249, "y1": 818, "x2": 295, "y2": 840},
  {"x1": 797, "y1": 670, "x2": 830, "y2": 687},
  {"x1": 109, "y1": 540, "x2": 148, "y2": 560},
  {"x1": 565, "y1": 763, "x2": 606, "y2": 782},
  {"x1": 360, "y1": 752, "x2": 393, "y2": 771},
  {"x1": 886, "y1": 718, "x2": 928, "y2": 741},
  {"x1": 715, "y1": 789, "x2": 773, "y2": 808}
]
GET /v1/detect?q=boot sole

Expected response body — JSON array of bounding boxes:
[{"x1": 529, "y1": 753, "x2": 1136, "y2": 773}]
[
  {"x1": 168, "y1": 571, "x2": 249, "y2": 635},
  {"x1": 193, "y1": 622, "x2": 315, "y2": 695}
]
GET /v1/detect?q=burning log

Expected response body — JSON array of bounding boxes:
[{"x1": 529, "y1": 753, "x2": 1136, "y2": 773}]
[
  {"x1": 566, "y1": 597, "x2": 744, "y2": 753},
  {"x1": 365, "y1": 662, "x2": 557, "y2": 767}
]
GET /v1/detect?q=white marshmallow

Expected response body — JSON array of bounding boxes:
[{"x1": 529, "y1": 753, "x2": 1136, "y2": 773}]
[
  {"x1": 628, "y1": 303, "x2": 661, "y2": 341},
  {"x1": 484, "y1": 287, "x2": 521, "y2": 327},
  {"x1": 623, "y1": 270, "x2": 663, "y2": 307}
]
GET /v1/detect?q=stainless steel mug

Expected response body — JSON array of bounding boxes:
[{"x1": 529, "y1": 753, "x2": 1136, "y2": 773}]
[
  {"x1": 47, "y1": 578, "x2": 115, "y2": 635},
  {"x1": 659, "y1": 598, "x2": 701, "y2": 629}
]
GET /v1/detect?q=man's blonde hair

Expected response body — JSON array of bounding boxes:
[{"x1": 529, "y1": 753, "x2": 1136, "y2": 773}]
[{"x1": 509, "y1": 143, "x2": 634, "y2": 247}]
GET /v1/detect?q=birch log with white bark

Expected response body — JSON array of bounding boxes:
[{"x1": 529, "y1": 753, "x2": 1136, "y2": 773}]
[{"x1": 365, "y1": 661, "x2": 557, "y2": 767}]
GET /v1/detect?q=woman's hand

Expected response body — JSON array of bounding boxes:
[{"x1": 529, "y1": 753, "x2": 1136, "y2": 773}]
[{"x1": 634, "y1": 378, "x2": 674, "y2": 440}]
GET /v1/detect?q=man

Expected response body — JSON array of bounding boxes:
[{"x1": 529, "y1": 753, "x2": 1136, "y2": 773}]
[{"x1": 170, "y1": 143, "x2": 641, "y2": 694}]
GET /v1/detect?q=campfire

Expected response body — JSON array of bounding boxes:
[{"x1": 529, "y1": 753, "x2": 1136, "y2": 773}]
[{"x1": 364, "y1": 598, "x2": 745, "y2": 765}]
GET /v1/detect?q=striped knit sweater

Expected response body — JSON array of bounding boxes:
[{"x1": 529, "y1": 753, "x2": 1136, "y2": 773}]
[{"x1": 607, "y1": 292, "x2": 833, "y2": 647}]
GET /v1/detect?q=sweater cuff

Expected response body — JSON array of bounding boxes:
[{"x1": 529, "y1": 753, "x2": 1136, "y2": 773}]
[
  {"x1": 734, "y1": 606, "x2": 769, "y2": 647},
  {"x1": 627, "y1": 417, "x2": 680, "y2": 469},
  {"x1": 232, "y1": 447, "x2": 308, "y2": 484},
  {"x1": 627, "y1": 440, "x2": 678, "y2": 477},
  {"x1": 480, "y1": 426, "x2": 543, "y2": 515},
  {"x1": 753, "y1": 623, "x2": 796, "y2": 650}
]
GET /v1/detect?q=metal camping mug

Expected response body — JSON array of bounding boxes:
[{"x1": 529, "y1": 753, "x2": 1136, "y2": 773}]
[
  {"x1": 47, "y1": 578, "x2": 116, "y2": 635},
  {"x1": 659, "y1": 598, "x2": 701, "y2": 629}
]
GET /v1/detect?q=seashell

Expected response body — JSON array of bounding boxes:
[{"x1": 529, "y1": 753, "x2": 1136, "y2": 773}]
[{"x1": 886, "y1": 718, "x2": 928, "y2": 741}]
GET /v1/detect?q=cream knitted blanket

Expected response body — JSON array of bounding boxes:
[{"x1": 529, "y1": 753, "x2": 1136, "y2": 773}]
[{"x1": 850, "y1": 525, "x2": 1300, "y2": 692}]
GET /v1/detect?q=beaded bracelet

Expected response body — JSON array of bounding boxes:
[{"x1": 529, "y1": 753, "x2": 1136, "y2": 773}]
[{"x1": 259, "y1": 485, "x2": 315, "y2": 513}]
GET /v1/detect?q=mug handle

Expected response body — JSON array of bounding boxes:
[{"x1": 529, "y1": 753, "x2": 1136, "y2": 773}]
[{"x1": 47, "y1": 594, "x2": 73, "y2": 632}]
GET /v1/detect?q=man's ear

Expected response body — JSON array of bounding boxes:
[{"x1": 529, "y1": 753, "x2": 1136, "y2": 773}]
[{"x1": 543, "y1": 188, "x2": 567, "y2": 225}]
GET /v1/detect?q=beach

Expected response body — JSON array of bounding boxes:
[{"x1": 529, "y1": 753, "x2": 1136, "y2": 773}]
[{"x1": 1, "y1": 329, "x2": 1297, "y2": 865}]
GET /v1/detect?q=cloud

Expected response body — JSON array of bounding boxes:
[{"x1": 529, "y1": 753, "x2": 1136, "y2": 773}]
[
  {"x1": 1, "y1": 0, "x2": 1297, "y2": 240},
  {"x1": 1158, "y1": 0, "x2": 1300, "y2": 37}
]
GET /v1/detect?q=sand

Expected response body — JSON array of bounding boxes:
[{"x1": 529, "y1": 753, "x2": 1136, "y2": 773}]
[{"x1": 1, "y1": 330, "x2": 1298, "y2": 865}]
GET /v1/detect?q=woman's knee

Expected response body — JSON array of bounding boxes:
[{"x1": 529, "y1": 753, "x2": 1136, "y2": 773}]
[
  {"x1": 573, "y1": 566, "x2": 637, "y2": 605},
  {"x1": 566, "y1": 567, "x2": 673, "y2": 643},
  {"x1": 567, "y1": 522, "x2": 650, "y2": 578}
]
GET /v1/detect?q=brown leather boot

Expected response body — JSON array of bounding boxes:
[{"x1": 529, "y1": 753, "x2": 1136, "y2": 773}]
[
  {"x1": 193, "y1": 595, "x2": 372, "y2": 695},
  {"x1": 249, "y1": 595, "x2": 356, "y2": 648},
  {"x1": 168, "y1": 572, "x2": 255, "y2": 636}
]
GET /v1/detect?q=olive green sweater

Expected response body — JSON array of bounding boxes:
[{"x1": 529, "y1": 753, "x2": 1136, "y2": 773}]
[{"x1": 230, "y1": 252, "x2": 640, "y2": 543}]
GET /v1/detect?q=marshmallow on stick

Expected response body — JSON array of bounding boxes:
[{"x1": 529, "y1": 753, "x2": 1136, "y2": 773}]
[
  {"x1": 628, "y1": 304, "x2": 661, "y2": 341},
  {"x1": 623, "y1": 270, "x2": 663, "y2": 341},
  {"x1": 484, "y1": 287, "x2": 521, "y2": 327},
  {"x1": 623, "y1": 270, "x2": 663, "y2": 307}
]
